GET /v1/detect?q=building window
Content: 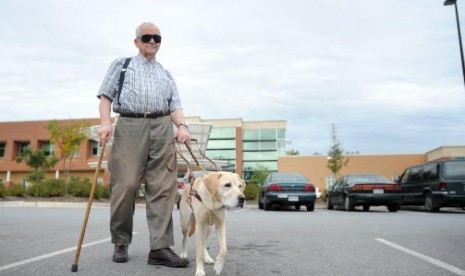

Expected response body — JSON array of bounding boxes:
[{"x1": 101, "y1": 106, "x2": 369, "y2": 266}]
[
  {"x1": 39, "y1": 141, "x2": 55, "y2": 156},
  {"x1": 326, "y1": 176, "x2": 336, "y2": 189},
  {"x1": 90, "y1": 140, "x2": 99, "y2": 156},
  {"x1": 15, "y1": 141, "x2": 30, "y2": 157},
  {"x1": 210, "y1": 127, "x2": 235, "y2": 139},
  {"x1": 243, "y1": 129, "x2": 260, "y2": 140},
  {"x1": 0, "y1": 141, "x2": 5, "y2": 158}
]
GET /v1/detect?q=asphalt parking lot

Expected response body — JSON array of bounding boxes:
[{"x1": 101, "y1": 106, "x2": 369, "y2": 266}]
[{"x1": 1, "y1": 201, "x2": 464, "y2": 276}]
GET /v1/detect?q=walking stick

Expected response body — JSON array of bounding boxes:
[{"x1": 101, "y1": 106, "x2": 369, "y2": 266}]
[{"x1": 71, "y1": 142, "x2": 106, "y2": 272}]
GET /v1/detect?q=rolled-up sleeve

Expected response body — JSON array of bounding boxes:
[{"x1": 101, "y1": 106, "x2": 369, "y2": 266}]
[
  {"x1": 97, "y1": 57, "x2": 125, "y2": 101},
  {"x1": 166, "y1": 70, "x2": 183, "y2": 112}
]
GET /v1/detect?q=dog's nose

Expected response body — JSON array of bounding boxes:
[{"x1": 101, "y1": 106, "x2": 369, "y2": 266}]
[{"x1": 238, "y1": 196, "x2": 245, "y2": 207}]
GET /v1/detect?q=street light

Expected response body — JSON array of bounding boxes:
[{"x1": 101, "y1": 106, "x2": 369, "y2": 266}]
[{"x1": 444, "y1": 0, "x2": 465, "y2": 88}]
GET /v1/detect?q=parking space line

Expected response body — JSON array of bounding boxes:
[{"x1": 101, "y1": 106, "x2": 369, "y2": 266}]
[
  {"x1": 376, "y1": 238, "x2": 465, "y2": 276},
  {"x1": 0, "y1": 232, "x2": 138, "y2": 272}
]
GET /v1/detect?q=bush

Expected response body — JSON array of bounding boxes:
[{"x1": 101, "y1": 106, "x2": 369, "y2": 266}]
[
  {"x1": 0, "y1": 183, "x2": 5, "y2": 197},
  {"x1": 95, "y1": 185, "x2": 110, "y2": 199},
  {"x1": 28, "y1": 179, "x2": 65, "y2": 197},
  {"x1": 6, "y1": 184, "x2": 26, "y2": 197},
  {"x1": 244, "y1": 182, "x2": 259, "y2": 200},
  {"x1": 320, "y1": 189, "x2": 328, "y2": 201},
  {"x1": 68, "y1": 177, "x2": 92, "y2": 197}
]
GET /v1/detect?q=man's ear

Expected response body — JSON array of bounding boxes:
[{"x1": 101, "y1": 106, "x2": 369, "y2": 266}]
[{"x1": 203, "y1": 173, "x2": 219, "y2": 196}]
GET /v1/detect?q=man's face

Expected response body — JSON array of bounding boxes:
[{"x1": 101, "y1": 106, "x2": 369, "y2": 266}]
[{"x1": 135, "y1": 24, "x2": 161, "y2": 59}]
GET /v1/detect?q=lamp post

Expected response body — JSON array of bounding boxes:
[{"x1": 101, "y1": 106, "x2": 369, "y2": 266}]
[{"x1": 444, "y1": 0, "x2": 465, "y2": 88}]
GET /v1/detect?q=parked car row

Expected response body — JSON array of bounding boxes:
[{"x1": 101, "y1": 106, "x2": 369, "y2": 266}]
[{"x1": 256, "y1": 158, "x2": 465, "y2": 213}]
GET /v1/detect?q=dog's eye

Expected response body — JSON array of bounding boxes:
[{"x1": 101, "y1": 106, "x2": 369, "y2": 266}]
[{"x1": 225, "y1": 183, "x2": 232, "y2": 188}]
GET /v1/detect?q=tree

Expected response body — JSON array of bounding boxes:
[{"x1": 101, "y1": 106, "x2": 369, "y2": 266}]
[
  {"x1": 248, "y1": 164, "x2": 271, "y2": 186},
  {"x1": 287, "y1": 149, "x2": 300, "y2": 155},
  {"x1": 327, "y1": 124, "x2": 349, "y2": 179},
  {"x1": 46, "y1": 120, "x2": 90, "y2": 193},
  {"x1": 16, "y1": 148, "x2": 59, "y2": 182}
]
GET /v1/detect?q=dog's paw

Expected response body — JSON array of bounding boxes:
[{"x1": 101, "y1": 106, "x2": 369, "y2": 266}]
[
  {"x1": 195, "y1": 271, "x2": 206, "y2": 276},
  {"x1": 204, "y1": 256, "x2": 215, "y2": 264},
  {"x1": 214, "y1": 261, "x2": 224, "y2": 275}
]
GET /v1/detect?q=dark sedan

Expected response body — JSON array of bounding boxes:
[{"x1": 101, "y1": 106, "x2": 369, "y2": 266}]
[
  {"x1": 258, "y1": 172, "x2": 317, "y2": 211},
  {"x1": 327, "y1": 174, "x2": 403, "y2": 212}
]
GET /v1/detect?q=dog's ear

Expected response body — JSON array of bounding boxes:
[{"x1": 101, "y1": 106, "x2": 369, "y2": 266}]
[
  {"x1": 235, "y1": 174, "x2": 246, "y2": 191},
  {"x1": 203, "y1": 173, "x2": 219, "y2": 196}
]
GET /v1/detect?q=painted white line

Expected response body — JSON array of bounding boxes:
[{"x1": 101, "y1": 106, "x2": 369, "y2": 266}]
[
  {"x1": 376, "y1": 238, "x2": 465, "y2": 276},
  {"x1": 234, "y1": 208, "x2": 249, "y2": 213},
  {"x1": 0, "y1": 232, "x2": 138, "y2": 272}
]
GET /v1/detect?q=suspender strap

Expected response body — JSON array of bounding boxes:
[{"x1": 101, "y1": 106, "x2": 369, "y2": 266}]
[{"x1": 115, "y1": 57, "x2": 132, "y2": 107}]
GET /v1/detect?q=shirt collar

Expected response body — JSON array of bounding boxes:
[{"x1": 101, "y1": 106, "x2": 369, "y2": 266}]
[{"x1": 136, "y1": 54, "x2": 157, "y2": 64}]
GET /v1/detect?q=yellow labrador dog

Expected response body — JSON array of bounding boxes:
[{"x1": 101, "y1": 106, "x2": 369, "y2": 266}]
[{"x1": 179, "y1": 171, "x2": 246, "y2": 276}]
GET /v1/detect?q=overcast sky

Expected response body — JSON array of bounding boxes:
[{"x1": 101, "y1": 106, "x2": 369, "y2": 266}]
[{"x1": 1, "y1": 0, "x2": 464, "y2": 155}]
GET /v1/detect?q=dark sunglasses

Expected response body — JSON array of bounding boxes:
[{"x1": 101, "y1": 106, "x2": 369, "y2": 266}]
[{"x1": 138, "y1": 34, "x2": 162, "y2": 43}]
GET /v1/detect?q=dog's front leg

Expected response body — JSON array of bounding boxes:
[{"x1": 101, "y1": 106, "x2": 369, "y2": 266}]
[
  {"x1": 194, "y1": 223, "x2": 207, "y2": 276},
  {"x1": 214, "y1": 221, "x2": 227, "y2": 276}
]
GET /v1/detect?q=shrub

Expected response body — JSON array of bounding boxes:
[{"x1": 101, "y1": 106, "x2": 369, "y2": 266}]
[
  {"x1": 68, "y1": 177, "x2": 92, "y2": 197},
  {"x1": 95, "y1": 185, "x2": 110, "y2": 199},
  {"x1": 6, "y1": 184, "x2": 26, "y2": 197},
  {"x1": 28, "y1": 179, "x2": 65, "y2": 197},
  {"x1": 244, "y1": 182, "x2": 259, "y2": 200},
  {"x1": 0, "y1": 183, "x2": 5, "y2": 197},
  {"x1": 320, "y1": 189, "x2": 328, "y2": 201}
]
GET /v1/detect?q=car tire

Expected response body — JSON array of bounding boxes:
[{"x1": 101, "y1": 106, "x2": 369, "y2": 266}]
[
  {"x1": 264, "y1": 200, "x2": 271, "y2": 211},
  {"x1": 387, "y1": 204, "x2": 399, "y2": 212},
  {"x1": 424, "y1": 193, "x2": 439, "y2": 212},
  {"x1": 306, "y1": 203, "x2": 315, "y2": 212},
  {"x1": 363, "y1": 205, "x2": 370, "y2": 212},
  {"x1": 344, "y1": 197, "x2": 355, "y2": 211},
  {"x1": 258, "y1": 198, "x2": 264, "y2": 209},
  {"x1": 327, "y1": 198, "x2": 334, "y2": 210}
]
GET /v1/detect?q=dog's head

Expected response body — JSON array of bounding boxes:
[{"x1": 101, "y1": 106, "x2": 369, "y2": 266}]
[{"x1": 200, "y1": 172, "x2": 246, "y2": 208}]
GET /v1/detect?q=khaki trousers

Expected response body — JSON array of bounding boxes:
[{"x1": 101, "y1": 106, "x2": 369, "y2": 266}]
[{"x1": 109, "y1": 115, "x2": 177, "y2": 250}]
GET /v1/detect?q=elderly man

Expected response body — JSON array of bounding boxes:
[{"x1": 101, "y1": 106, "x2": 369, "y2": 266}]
[{"x1": 97, "y1": 22, "x2": 190, "y2": 268}]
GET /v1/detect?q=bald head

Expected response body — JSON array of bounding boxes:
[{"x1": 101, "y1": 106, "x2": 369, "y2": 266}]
[{"x1": 135, "y1": 22, "x2": 160, "y2": 38}]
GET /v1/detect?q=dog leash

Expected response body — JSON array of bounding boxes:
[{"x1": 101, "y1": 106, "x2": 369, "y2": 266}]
[{"x1": 165, "y1": 138, "x2": 219, "y2": 203}]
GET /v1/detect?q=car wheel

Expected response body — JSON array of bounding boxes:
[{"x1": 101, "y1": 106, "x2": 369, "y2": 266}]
[
  {"x1": 344, "y1": 197, "x2": 355, "y2": 211},
  {"x1": 363, "y1": 205, "x2": 370, "y2": 212},
  {"x1": 306, "y1": 203, "x2": 315, "y2": 212},
  {"x1": 295, "y1": 204, "x2": 301, "y2": 210},
  {"x1": 387, "y1": 204, "x2": 399, "y2": 212},
  {"x1": 424, "y1": 193, "x2": 439, "y2": 212},
  {"x1": 264, "y1": 200, "x2": 271, "y2": 211},
  {"x1": 327, "y1": 198, "x2": 333, "y2": 210}
]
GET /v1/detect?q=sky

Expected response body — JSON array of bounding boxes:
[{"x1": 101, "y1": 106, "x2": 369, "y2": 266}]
[{"x1": 1, "y1": 0, "x2": 465, "y2": 155}]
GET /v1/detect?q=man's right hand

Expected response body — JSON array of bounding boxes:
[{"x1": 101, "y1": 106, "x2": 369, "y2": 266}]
[{"x1": 98, "y1": 124, "x2": 113, "y2": 145}]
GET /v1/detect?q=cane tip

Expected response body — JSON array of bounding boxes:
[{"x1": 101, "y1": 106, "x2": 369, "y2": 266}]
[{"x1": 71, "y1": 264, "x2": 78, "y2": 272}]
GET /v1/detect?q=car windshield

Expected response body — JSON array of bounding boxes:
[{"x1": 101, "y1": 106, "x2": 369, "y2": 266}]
[
  {"x1": 271, "y1": 173, "x2": 308, "y2": 183},
  {"x1": 443, "y1": 161, "x2": 465, "y2": 179},
  {"x1": 347, "y1": 175, "x2": 390, "y2": 185}
]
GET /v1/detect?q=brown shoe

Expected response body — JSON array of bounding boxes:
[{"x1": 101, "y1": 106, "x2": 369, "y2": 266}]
[
  {"x1": 147, "y1": 248, "x2": 189, "y2": 267},
  {"x1": 112, "y1": 245, "x2": 128, "y2": 263}
]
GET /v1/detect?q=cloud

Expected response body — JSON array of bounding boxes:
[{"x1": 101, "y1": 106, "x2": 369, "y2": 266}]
[{"x1": 0, "y1": 0, "x2": 464, "y2": 156}]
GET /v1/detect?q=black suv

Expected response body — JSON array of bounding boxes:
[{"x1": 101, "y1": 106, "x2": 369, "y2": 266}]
[{"x1": 398, "y1": 158, "x2": 465, "y2": 212}]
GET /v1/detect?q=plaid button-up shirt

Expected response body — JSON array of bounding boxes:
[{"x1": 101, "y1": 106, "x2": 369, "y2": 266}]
[{"x1": 97, "y1": 54, "x2": 182, "y2": 114}]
